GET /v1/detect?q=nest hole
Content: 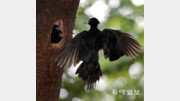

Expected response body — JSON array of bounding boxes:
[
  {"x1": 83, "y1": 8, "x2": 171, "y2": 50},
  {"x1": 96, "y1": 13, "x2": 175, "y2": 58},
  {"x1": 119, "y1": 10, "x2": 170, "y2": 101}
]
[{"x1": 51, "y1": 20, "x2": 63, "y2": 44}]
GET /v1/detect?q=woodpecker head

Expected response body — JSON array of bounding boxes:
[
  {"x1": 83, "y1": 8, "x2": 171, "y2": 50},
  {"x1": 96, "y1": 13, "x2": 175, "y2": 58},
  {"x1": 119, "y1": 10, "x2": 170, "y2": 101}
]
[{"x1": 88, "y1": 17, "x2": 100, "y2": 27}]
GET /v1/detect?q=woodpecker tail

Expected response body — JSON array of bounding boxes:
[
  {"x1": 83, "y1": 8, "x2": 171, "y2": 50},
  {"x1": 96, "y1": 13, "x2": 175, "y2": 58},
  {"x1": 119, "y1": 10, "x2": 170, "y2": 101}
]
[{"x1": 75, "y1": 61, "x2": 102, "y2": 90}]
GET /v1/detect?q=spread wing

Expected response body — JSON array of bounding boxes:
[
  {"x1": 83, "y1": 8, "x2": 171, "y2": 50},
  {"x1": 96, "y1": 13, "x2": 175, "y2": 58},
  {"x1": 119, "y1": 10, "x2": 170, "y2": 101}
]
[
  {"x1": 101, "y1": 29, "x2": 141, "y2": 61},
  {"x1": 55, "y1": 31, "x2": 90, "y2": 68}
]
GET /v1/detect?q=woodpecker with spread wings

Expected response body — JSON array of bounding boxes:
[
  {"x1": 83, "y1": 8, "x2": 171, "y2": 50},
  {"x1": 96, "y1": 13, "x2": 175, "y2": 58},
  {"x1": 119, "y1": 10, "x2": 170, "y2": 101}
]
[{"x1": 56, "y1": 18, "x2": 141, "y2": 90}]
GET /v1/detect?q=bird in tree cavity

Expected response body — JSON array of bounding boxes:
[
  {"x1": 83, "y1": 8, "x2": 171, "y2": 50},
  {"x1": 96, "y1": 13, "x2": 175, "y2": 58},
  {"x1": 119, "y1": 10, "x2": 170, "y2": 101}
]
[{"x1": 51, "y1": 25, "x2": 63, "y2": 43}]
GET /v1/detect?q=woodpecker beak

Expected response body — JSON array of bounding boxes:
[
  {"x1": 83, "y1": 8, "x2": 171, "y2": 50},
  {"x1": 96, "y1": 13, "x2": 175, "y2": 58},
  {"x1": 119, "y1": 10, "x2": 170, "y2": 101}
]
[{"x1": 84, "y1": 22, "x2": 88, "y2": 24}]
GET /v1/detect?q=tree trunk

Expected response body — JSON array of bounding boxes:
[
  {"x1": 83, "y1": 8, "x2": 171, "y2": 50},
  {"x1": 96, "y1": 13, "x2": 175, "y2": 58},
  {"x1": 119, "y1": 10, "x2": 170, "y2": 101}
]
[{"x1": 36, "y1": 0, "x2": 80, "y2": 101}]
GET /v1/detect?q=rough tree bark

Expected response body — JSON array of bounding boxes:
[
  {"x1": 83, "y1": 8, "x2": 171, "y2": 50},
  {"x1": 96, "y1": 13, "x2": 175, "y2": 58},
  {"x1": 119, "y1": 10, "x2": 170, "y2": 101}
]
[{"x1": 36, "y1": 0, "x2": 80, "y2": 101}]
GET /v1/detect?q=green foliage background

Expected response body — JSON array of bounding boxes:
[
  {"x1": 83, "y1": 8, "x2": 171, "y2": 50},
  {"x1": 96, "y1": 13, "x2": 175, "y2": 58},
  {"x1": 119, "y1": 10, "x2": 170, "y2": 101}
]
[{"x1": 60, "y1": 0, "x2": 144, "y2": 101}]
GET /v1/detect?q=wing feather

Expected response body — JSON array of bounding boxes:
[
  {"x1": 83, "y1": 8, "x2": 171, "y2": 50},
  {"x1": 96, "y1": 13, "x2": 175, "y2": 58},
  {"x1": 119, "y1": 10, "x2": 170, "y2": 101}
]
[
  {"x1": 101, "y1": 29, "x2": 141, "y2": 60},
  {"x1": 56, "y1": 31, "x2": 87, "y2": 68}
]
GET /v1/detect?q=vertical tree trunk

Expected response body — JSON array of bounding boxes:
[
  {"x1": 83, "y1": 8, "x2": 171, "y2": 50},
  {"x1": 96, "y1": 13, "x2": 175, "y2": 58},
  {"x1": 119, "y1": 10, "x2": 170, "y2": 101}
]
[{"x1": 36, "y1": 0, "x2": 80, "y2": 101}]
